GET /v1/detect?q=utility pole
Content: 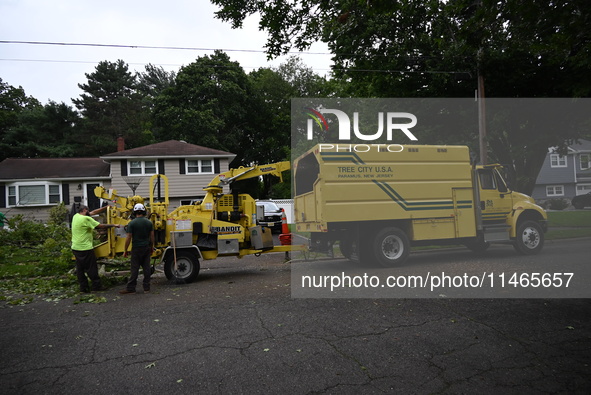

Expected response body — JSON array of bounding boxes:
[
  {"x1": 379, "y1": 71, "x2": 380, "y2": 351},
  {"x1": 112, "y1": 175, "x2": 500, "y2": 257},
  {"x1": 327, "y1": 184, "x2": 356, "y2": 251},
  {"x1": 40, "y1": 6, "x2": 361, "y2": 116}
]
[{"x1": 477, "y1": 50, "x2": 487, "y2": 165}]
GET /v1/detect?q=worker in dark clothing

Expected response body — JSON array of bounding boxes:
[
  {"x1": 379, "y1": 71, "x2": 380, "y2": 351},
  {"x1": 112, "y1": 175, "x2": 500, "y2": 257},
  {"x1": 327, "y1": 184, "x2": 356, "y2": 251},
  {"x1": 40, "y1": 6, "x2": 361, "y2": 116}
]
[{"x1": 120, "y1": 203, "x2": 155, "y2": 294}]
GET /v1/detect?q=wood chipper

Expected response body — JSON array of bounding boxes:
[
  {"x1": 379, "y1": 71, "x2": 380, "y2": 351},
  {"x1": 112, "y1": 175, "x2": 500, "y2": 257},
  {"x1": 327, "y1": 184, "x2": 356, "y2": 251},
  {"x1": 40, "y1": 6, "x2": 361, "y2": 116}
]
[{"x1": 93, "y1": 162, "x2": 301, "y2": 283}]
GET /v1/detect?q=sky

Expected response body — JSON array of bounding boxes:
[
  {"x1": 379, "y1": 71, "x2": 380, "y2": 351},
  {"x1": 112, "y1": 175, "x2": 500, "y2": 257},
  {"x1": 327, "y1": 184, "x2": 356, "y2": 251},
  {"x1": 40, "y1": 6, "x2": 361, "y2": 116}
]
[{"x1": 0, "y1": 0, "x2": 333, "y2": 105}]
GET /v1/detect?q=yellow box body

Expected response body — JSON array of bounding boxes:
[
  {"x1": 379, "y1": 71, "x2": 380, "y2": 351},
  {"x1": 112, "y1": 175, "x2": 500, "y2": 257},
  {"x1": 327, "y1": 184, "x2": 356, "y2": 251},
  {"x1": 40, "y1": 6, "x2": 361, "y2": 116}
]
[{"x1": 294, "y1": 144, "x2": 477, "y2": 241}]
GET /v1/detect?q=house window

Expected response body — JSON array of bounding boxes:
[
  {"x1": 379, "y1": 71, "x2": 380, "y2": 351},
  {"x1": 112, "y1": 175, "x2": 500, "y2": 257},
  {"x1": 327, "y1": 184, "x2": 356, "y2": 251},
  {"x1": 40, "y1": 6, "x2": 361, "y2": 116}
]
[
  {"x1": 580, "y1": 154, "x2": 590, "y2": 170},
  {"x1": 546, "y1": 185, "x2": 564, "y2": 197},
  {"x1": 7, "y1": 182, "x2": 62, "y2": 207},
  {"x1": 576, "y1": 184, "x2": 591, "y2": 194},
  {"x1": 129, "y1": 160, "x2": 158, "y2": 175},
  {"x1": 550, "y1": 154, "x2": 567, "y2": 168},
  {"x1": 186, "y1": 159, "x2": 214, "y2": 174}
]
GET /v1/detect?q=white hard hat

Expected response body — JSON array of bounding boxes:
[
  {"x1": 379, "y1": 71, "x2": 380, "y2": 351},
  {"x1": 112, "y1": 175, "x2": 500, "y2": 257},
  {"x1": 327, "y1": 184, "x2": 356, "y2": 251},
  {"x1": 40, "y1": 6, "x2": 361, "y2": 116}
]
[{"x1": 133, "y1": 203, "x2": 146, "y2": 212}]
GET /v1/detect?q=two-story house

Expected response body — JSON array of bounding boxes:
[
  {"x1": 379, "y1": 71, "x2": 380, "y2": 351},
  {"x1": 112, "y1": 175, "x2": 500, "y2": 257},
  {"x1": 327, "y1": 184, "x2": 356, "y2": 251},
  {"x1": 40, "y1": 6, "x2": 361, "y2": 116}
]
[
  {"x1": 532, "y1": 139, "x2": 591, "y2": 205},
  {"x1": 0, "y1": 139, "x2": 235, "y2": 222},
  {"x1": 101, "y1": 139, "x2": 235, "y2": 207}
]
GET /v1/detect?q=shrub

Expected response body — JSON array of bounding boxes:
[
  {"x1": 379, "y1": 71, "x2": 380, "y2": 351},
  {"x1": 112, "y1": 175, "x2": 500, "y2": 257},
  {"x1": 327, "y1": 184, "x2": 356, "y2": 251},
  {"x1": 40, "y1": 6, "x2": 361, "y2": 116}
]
[
  {"x1": 0, "y1": 211, "x2": 73, "y2": 276},
  {"x1": 48, "y1": 202, "x2": 70, "y2": 226},
  {"x1": 547, "y1": 198, "x2": 569, "y2": 211},
  {"x1": 0, "y1": 215, "x2": 47, "y2": 247}
]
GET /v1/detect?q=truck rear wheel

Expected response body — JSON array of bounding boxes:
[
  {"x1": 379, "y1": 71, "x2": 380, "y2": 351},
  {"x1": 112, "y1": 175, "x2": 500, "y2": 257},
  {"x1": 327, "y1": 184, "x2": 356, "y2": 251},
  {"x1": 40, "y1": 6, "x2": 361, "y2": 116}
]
[
  {"x1": 372, "y1": 227, "x2": 410, "y2": 267},
  {"x1": 164, "y1": 250, "x2": 200, "y2": 283},
  {"x1": 513, "y1": 220, "x2": 544, "y2": 255}
]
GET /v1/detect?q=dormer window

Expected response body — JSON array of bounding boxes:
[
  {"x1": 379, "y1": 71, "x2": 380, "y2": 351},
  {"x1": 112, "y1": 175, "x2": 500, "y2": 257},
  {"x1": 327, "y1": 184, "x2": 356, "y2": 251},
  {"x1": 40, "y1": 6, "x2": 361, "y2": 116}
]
[{"x1": 550, "y1": 154, "x2": 567, "y2": 168}]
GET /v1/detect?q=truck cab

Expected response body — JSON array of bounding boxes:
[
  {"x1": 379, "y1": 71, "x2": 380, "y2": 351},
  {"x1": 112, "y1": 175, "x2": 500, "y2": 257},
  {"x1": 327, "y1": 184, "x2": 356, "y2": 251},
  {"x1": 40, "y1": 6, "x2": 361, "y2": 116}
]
[{"x1": 473, "y1": 165, "x2": 547, "y2": 254}]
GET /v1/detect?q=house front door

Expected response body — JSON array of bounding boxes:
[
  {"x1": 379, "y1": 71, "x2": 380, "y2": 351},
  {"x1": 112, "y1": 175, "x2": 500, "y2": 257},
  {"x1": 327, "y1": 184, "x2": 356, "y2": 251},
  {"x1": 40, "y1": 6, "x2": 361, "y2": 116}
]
[{"x1": 86, "y1": 184, "x2": 100, "y2": 211}]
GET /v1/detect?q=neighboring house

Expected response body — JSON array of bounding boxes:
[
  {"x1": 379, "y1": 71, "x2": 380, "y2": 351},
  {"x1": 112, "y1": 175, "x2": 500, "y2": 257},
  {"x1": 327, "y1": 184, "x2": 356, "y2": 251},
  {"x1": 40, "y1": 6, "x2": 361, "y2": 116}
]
[
  {"x1": 532, "y1": 139, "x2": 591, "y2": 204},
  {"x1": 100, "y1": 139, "x2": 235, "y2": 208},
  {"x1": 0, "y1": 139, "x2": 235, "y2": 222},
  {"x1": 0, "y1": 157, "x2": 110, "y2": 222}
]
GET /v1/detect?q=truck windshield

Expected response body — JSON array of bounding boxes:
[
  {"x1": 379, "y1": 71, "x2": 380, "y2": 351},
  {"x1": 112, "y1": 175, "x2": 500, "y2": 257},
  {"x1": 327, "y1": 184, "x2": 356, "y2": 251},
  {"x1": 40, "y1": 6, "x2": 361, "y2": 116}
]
[{"x1": 258, "y1": 201, "x2": 280, "y2": 212}]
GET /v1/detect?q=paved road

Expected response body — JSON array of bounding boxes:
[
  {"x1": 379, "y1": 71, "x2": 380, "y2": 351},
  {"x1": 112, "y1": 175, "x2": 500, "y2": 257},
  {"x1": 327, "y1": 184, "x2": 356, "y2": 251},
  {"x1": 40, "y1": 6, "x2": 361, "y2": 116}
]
[{"x1": 1, "y1": 238, "x2": 590, "y2": 394}]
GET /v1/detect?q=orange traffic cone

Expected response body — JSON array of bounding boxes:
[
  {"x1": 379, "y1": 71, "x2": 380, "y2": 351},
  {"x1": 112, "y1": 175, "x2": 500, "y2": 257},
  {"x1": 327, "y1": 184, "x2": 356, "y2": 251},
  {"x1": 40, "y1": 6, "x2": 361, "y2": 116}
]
[{"x1": 279, "y1": 208, "x2": 292, "y2": 245}]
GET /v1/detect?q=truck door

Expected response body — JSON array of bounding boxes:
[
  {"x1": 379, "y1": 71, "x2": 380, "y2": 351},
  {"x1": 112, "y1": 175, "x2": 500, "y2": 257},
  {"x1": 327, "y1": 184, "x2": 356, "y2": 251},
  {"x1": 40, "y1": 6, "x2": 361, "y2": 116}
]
[{"x1": 477, "y1": 168, "x2": 513, "y2": 225}]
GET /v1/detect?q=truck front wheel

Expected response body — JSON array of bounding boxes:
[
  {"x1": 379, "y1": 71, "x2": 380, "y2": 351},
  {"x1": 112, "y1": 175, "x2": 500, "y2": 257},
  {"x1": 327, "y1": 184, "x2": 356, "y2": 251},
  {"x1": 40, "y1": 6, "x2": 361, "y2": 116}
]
[
  {"x1": 372, "y1": 227, "x2": 410, "y2": 267},
  {"x1": 164, "y1": 250, "x2": 200, "y2": 283},
  {"x1": 513, "y1": 220, "x2": 544, "y2": 255}
]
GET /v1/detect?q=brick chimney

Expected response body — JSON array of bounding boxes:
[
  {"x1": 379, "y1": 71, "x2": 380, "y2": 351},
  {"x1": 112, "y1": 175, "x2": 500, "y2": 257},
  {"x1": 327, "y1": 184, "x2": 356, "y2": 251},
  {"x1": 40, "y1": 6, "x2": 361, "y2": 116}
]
[{"x1": 117, "y1": 136, "x2": 125, "y2": 152}]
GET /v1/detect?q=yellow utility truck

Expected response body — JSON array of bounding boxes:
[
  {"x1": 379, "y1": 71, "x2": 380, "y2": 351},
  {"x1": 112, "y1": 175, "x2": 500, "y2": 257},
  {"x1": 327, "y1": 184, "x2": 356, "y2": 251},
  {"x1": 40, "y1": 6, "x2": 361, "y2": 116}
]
[
  {"x1": 92, "y1": 161, "x2": 295, "y2": 283},
  {"x1": 293, "y1": 144, "x2": 547, "y2": 267}
]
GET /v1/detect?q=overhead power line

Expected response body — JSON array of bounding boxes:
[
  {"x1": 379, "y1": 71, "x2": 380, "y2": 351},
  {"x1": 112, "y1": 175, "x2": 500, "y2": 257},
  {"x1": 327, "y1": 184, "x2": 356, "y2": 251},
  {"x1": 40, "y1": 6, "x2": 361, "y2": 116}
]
[
  {"x1": 0, "y1": 40, "x2": 332, "y2": 56},
  {"x1": 0, "y1": 40, "x2": 471, "y2": 75}
]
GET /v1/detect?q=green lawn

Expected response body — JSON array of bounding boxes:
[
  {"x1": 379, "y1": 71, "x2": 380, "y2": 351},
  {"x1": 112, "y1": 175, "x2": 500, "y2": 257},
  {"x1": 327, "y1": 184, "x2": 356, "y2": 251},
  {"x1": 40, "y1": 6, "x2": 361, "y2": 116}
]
[
  {"x1": 547, "y1": 210, "x2": 591, "y2": 227},
  {"x1": 546, "y1": 210, "x2": 591, "y2": 239}
]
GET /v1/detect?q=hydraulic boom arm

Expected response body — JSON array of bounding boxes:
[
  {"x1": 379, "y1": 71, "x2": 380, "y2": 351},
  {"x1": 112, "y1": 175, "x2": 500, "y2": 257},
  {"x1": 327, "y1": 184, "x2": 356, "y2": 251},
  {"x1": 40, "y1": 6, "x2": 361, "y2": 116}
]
[{"x1": 205, "y1": 161, "x2": 291, "y2": 193}]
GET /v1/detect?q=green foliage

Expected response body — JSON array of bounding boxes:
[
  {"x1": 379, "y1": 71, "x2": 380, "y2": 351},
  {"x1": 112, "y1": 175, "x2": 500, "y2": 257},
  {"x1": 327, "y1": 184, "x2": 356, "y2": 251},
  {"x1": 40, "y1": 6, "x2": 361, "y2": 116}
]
[
  {"x1": 246, "y1": 58, "x2": 331, "y2": 166},
  {"x1": 48, "y1": 202, "x2": 69, "y2": 225},
  {"x1": 545, "y1": 198, "x2": 569, "y2": 211},
  {"x1": 74, "y1": 294, "x2": 107, "y2": 304},
  {"x1": 136, "y1": 63, "x2": 176, "y2": 106},
  {"x1": 73, "y1": 59, "x2": 150, "y2": 155},
  {"x1": 269, "y1": 172, "x2": 291, "y2": 199},
  {"x1": 1, "y1": 101, "x2": 80, "y2": 159},
  {"x1": 0, "y1": 276, "x2": 80, "y2": 305},
  {"x1": 214, "y1": 0, "x2": 591, "y2": 97},
  {"x1": 0, "y1": 78, "x2": 42, "y2": 161},
  {"x1": 1, "y1": 54, "x2": 327, "y2": 168},
  {"x1": 211, "y1": 0, "x2": 591, "y2": 195},
  {"x1": 152, "y1": 51, "x2": 256, "y2": 164},
  {"x1": 0, "y1": 216, "x2": 120, "y2": 305},
  {"x1": 1, "y1": 215, "x2": 46, "y2": 247},
  {"x1": 0, "y1": 214, "x2": 73, "y2": 272}
]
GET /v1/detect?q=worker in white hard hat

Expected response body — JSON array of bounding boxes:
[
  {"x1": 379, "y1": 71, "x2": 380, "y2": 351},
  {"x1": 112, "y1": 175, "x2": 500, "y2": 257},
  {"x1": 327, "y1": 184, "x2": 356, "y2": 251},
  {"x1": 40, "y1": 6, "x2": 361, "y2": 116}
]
[{"x1": 120, "y1": 203, "x2": 155, "y2": 294}]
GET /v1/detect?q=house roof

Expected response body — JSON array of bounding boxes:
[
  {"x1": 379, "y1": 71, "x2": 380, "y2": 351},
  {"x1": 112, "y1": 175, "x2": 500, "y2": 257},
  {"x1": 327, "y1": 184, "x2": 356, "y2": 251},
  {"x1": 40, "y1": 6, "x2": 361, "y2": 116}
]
[
  {"x1": 549, "y1": 139, "x2": 591, "y2": 154},
  {"x1": 570, "y1": 139, "x2": 591, "y2": 152},
  {"x1": 0, "y1": 158, "x2": 110, "y2": 180},
  {"x1": 101, "y1": 140, "x2": 235, "y2": 160}
]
